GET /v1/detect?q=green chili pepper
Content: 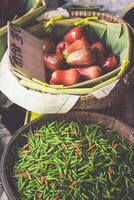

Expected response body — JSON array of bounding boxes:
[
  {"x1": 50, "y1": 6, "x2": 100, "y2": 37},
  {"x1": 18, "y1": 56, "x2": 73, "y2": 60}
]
[{"x1": 13, "y1": 120, "x2": 134, "y2": 200}]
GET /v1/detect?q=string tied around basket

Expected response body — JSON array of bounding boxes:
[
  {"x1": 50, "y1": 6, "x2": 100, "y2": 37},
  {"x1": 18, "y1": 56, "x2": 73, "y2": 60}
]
[
  {"x1": 74, "y1": 16, "x2": 98, "y2": 26},
  {"x1": 44, "y1": 16, "x2": 64, "y2": 28},
  {"x1": 117, "y1": 56, "x2": 130, "y2": 78},
  {"x1": 32, "y1": 78, "x2": 63, "y2": 93}
]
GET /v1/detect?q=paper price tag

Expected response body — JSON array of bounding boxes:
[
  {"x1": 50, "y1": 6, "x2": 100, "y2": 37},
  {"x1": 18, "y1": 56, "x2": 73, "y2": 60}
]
[{"x1": 8, "y1": 22, "x2": 46, "y2": 82}]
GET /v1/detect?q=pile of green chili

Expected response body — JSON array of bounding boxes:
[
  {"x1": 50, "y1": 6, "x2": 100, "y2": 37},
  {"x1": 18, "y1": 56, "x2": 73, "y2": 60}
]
[{"x1": 13, "y1": 121, "x2": 134, "y2": 200}]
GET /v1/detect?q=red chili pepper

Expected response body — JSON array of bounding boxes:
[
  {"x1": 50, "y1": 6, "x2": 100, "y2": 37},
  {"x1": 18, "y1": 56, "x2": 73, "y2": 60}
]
[
  {"x1": 108, "y1": 167, "x2": 114, "y2": 175},
  {"x1": 22, "y1": 144, "x2": 29, "y2": 150},
  {"x1": 86, "y1": 144, "x2": 96, "y2": 152},
  {"x1": 71, "y1": 131, "x2": 80, "y2": 136},
  {"x1": 53, "y1": 196, "x2": 59, "y2": 200},
  {"x1": 40, "y1": 176, "x2": 48, "y2": 185},
  {"x1": 72, "y1": 143, "x2": 80, "y2": 147},
  {"x1": 74, "y1": 149, "x2": 81, "y2": 157},
  {"x1": 17, "y1": 173, "x2": 29, "y2": 178}
]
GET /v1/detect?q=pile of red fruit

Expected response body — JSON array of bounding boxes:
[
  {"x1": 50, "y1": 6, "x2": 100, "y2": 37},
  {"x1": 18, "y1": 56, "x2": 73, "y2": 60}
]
[{"x1": 43, "y1": 27, "x2": 119, "y2": 86}]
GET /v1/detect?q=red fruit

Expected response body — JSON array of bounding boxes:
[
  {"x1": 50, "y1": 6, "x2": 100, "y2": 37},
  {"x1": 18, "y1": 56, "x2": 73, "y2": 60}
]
[
  {"x1": 50, "y1": 68, "x2": 80, "y2": 86},
  {"x1": 92, "y1": 48, "x2": 105, "y2": 66},
  {"x1": 64, "y1": 39, "x2": 89, "y2": 56},
  {"x1": 76, "y1": 66, "x2": 102, "y2": 80},
  {"x1": 91, "y1": 41, "x2": 105, "y2": 65},
  {"x1": 42, "y1": 37, "x2": 55, "y2": 53},
  {"x1": 56, "y1": 41, "x2": 69, "y2": 54},
  {"x1": 86, "y1": 144, "x2": 96, "y2": 152},
  {"x1": 44, "y1": 54, "x2": 64, "y2": 72},
  {"x1": 64, "y1": 39, "x2": 95, "y2": 67},
  {"x1": 102, "y1": 54, "x2": 119, "y2": 73},
  {"x1": 63, "y1": 27, "x2": 84, "y2": 44},
  {"x1": 91, "y1": 41, "x2": 105, "y2": 56}
]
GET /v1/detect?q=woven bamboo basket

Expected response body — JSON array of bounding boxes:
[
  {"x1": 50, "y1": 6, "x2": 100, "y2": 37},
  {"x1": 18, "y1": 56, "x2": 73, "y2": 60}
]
[
  {"x1": 0, "y1": 10, "x2": 134, "y2": 112},
  {"x1": 1, "y1": 111, "x2": 134, "y2": 200},
  {"x1": 66, "y1": 11, "x2": 134, "y2": 110},
  {"x1": 24, "y1": 10, "x2": 134, "y2": 111}
]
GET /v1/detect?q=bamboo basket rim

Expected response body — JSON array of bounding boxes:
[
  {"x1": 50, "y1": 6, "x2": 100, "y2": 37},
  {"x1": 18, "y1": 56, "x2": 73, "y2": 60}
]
[{"x1": 69, "y1": 10, "x2": 124, "y2": 23}]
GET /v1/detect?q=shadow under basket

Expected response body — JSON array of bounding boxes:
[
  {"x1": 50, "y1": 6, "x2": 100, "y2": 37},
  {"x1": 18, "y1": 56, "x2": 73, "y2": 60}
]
[
  {"x1": 1, "y1": 111, "x2": 134, "y2": 200},
  {"x1": 66, "y1": 11, "x2": 134, "y2": 110}
]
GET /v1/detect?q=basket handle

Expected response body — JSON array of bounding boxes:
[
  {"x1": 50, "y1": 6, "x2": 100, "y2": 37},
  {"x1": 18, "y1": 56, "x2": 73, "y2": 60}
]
[{"x1": 69, "y1": 10, "x2": 124, "y2": 24}]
